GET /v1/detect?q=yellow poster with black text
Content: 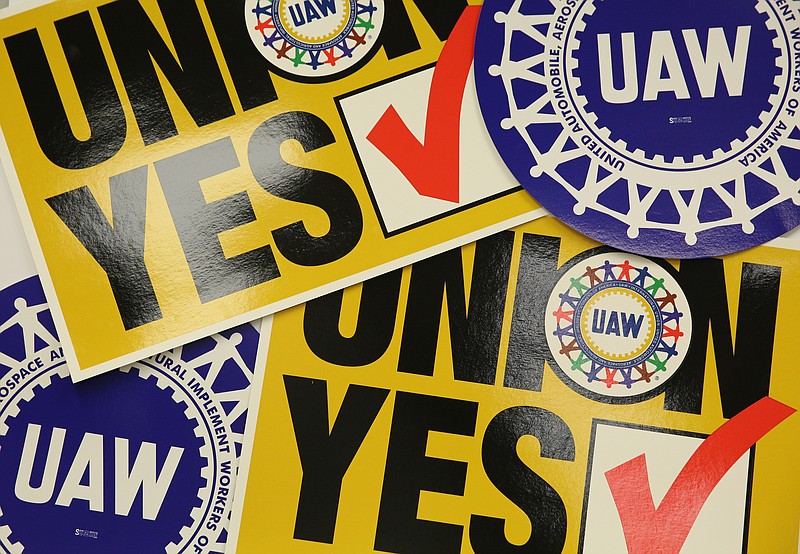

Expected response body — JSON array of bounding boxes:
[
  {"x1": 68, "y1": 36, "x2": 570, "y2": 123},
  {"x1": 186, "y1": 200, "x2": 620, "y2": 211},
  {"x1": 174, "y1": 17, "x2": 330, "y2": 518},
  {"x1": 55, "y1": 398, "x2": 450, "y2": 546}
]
[
  {"x1": 231, "y1": 217, "x2": 800, "y2": 553},
  {"x1": 0, "y1": 0, "x2": 541, "y2": 379}
]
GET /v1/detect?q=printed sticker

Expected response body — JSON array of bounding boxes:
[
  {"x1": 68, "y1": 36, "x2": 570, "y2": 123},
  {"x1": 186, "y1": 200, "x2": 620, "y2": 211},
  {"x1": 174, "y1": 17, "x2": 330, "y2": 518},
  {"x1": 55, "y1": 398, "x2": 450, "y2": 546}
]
[
  {"x1": 229, "y1": 216, "x2": 800, "y2": 553},
  {"x1": 244, "y1": 0, "x2": 384, "y2": 80},
  {"x1": 475, "y1": 0, "x2": 800, "y2": 258},
  {"x1": 545, "y1": 251, "x2": 691, "y2": 401},
  {"x1": 0, "y1": 275, "x2": 265, "y2": 553},
  {"x1": 0, "y1": 1, "x2": 542, "y2": 379}
]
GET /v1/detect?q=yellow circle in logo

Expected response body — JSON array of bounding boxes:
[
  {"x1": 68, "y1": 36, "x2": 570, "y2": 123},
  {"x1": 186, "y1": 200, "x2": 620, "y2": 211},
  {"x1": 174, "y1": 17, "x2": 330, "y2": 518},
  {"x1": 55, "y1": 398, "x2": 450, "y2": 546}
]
[
  {"x1": 579, "y1": 288, "x2": 656, "y2": 363},
  {"x1": 278, "y1": 0, "x2": 352, "y2": 46}
]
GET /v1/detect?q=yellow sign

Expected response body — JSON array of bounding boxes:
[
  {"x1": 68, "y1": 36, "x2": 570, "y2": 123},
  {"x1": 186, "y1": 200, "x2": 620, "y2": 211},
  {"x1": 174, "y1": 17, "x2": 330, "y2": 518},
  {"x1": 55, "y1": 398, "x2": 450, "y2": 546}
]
[
  {"x1": 0, "y1": 0, "x2": 542, "y2": 379},
  {"x1": 232, "y1": 217, "x2": 800, "y2": 553}
]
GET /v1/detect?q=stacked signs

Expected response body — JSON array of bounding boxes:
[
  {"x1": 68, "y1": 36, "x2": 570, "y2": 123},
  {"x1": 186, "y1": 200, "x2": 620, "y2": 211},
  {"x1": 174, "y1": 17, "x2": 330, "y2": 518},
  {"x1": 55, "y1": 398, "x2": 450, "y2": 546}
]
[
  {"x1": 0, "y1": 0, "x2": 541, "y2": 381},
  {"x1": 232, "y1": 217, "x2": 800, "y2": 553},
  {"x1": 0, "y1": 0, "x2": 798, "y2": 553},
  {"x1": 0, "y1": 167, "x2": 268, "y2": 552}
]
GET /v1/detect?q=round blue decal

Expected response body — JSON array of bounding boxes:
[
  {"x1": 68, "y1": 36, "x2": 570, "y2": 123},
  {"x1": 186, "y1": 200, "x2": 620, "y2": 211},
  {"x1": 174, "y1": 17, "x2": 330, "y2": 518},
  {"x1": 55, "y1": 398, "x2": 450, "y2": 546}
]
[
  {"x1": 0, "y1": 278, "x2": 259, "y2": 554},
  {"x1": 475, "y1": 0, "x2": 800, "y2": 257}
]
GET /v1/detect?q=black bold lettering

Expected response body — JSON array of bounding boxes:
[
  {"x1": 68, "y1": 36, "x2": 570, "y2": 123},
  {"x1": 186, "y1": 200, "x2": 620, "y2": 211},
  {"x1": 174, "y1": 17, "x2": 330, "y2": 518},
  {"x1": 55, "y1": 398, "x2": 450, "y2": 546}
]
[
  {"x1": 248, "y1": 111, "x2": 363, "y2": 266},
  {"x1": 304, "y1": 269, "x2": 403, "y2": 366},
  {"x1": 46, "y1": 168, "x2": 160, "y2": 329},
  {"x1": 202, "y1": 0, "x2": 279, "y2": 110},
  {"x1": 98, "y1": 0, "x2": 234, "y2": 145},
  {"x1": 383, "y1": 0, "x2": 468, "y2": 59},
  {"x1": 285, "y1": 376, "x2": 390, "y2": 544},
  {"x1": 4, "y1": 12, "x2": 126, "y2": 169},
  {"x1": 154, "y1": 137, "x2": 280, "y2": 303},
  {"x1": 470, "y1": 406, "x2": 574, "y2": 553},
  {"x1": 503, "y1": 233, "x2": 561, "y2": 391},
  {"x1": 666, "y1": 260, "x2": 780, "y2": 418},
  {"x1": 375, "y1": 392, "x2": 478, "y2": 553},
  {"x1": 397, "y1": 232, "x2": 514, "y2": 384}
]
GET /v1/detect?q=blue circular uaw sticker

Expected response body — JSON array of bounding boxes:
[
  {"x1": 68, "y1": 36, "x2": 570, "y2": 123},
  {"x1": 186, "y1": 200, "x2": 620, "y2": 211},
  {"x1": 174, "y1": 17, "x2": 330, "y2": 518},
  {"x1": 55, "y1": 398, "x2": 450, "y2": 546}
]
[
  {"x1": 544, "y1": 252, "x2": 692, "y2": 401},
  {"x1": 244, "y1": 0, "x2": 384, "y2": 80},
  {"x1": 475, "y1": 0, "x2": 800, "y2": 258},
  {"x1": 0, "y1": 277, "x2": 259, "y2": 554}
]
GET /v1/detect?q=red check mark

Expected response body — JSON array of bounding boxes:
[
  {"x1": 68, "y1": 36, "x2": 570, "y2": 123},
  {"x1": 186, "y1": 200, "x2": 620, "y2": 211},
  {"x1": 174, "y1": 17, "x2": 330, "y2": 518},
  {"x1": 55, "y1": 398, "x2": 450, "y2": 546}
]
[
  {"x1": 604, "y1": 397, "x2": 795, "y2": 554},
  {"x1": 366, "y1": 5, "x2": 481, "y2": 203}
]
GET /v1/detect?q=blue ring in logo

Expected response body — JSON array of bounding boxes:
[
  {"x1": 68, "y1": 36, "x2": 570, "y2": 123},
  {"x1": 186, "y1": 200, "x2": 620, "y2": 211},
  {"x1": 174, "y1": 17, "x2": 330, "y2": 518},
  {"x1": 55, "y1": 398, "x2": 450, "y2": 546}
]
[
  {"x1": 572, "y1": 280, "x2": 664, "y2": 369},
  {"x1": 271, "y1": 0, "x2": 357, "y2": 51}
]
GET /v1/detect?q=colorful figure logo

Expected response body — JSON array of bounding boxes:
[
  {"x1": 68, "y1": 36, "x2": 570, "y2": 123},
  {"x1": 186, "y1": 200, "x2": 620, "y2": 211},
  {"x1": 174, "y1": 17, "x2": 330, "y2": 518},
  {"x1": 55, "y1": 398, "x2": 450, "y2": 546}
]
[
  {"x1": 544, "y1": 253, "x2": 691, "y2": 400},
  {"x1": 245, "y1": 0, "x2": 384, "y2": 79},
  {"x1": 475, "y1": 0, "x2": 800, "y2": 257}
]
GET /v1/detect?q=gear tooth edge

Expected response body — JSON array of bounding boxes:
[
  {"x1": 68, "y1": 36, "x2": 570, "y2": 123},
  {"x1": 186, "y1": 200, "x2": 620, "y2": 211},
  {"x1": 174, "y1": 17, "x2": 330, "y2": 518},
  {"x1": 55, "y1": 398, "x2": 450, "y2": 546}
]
[
  {"x1": 592, "y1": 127, "x2": 610, "y2": 142},
  {"x1": 629, "y1": 147, "x2": 646, "y2": 159},
  {"x1": 131, "y1": 365, "x2": 149, "y2": 380},
  {"x1": 189, "y1": 506, "x2": 205, "y2": 527},
  {"x1": 180, "y1": 521, "x2": 196, "y2": 540},
  {"x1": 201, "y1": 465, "x2": 213, "y2": 480},
  {"x1": 165, "y1": 541, "x2": 181, "y2": 554},
  {"x1": 653, "y1": 153, "x2": 665, "y2": 164},
  {"x1": 768, "y1": 92, "x2": 782, "y2": 106},
  {"x1": 712, "y1": 147, "x2": 726, "y2": 159},
  {"x1": 199, "y1": 443, "x2": 213, "y2": 460},
  {"x1": 567, "y1": 57, "x2": 579, "y2": 71}
]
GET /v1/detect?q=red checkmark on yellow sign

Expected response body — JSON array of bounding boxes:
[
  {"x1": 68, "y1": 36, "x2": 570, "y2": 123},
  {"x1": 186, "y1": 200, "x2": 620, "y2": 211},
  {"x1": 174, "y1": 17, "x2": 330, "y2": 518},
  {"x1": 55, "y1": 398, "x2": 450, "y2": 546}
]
[
  {"x1": 605, "y1": 397, "x2": 795, "y2": 554},
  {"x1": 366, "y1": 5, "x2": 480, "y2": 203}
]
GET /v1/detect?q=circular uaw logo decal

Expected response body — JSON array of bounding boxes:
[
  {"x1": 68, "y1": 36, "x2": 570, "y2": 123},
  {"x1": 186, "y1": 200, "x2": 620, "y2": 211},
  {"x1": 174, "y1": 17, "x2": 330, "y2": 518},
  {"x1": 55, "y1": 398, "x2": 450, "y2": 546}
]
[
  {"x1": 475, "y1": 0, "x2": 800, "y2": 257},
  {"x1": 0, "y1": 278, "x2": 258, "y2": 554},
  {"x1": 544, "y1": 253, "x2": 692, "y2": 400},
  {"x1": 244, "y1": 0, "x2": 384, "y2": 79}
]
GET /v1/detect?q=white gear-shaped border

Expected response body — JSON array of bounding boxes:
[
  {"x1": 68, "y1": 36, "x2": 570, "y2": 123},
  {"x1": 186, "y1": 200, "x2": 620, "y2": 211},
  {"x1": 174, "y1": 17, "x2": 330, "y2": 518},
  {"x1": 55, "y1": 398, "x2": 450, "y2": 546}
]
[
  {"x1": 278, "y1": 0, "x2": 351, "y2": 44},
  {"x1": 245, "y1": 0, "x2": 384, "y2": 79},
  {"x1": 566, "y1": 0, "x2": 784, "y2": 167},
  {"x1": 119, "y1": 362, "x2": 217, "y2": 554},
  {"x1": 0, "y1": 360, "x2": 67, "y2": 554},
  {"x1": 544, "y1": 253, "x2": 692, "y2": 399},
  {"x1": 579, "y1": 289, "x2": 656, "y2": 361},
  {"x1": 0, "y1": 290, "x2": 258, "y2": 554},
  {"x1": 488, "y1": 0, "x2": 800, "y2": 247},
  {"x1": 154, "y1": 323, "x2": 259, "y2": 554},
  {"x1": 0, "y1": 360, "x2": 213, "y2": 554}
]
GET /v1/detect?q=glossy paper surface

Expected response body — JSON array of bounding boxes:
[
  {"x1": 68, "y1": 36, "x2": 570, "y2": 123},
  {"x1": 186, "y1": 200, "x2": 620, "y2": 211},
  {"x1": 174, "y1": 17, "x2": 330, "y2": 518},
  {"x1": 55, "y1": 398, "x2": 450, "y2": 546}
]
[
  {"x1": 0, "y1": 168, "x2": 270, "y2": 553},
  {"x1": 475, "y1": 0, "x2": 800, "y2": 258},
  {"x1": 231, "y1": 217, "x2": 800, "y2": 553},
  {"x1": 0, "y1": 0, "x2": 543, "y2": 380}
]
